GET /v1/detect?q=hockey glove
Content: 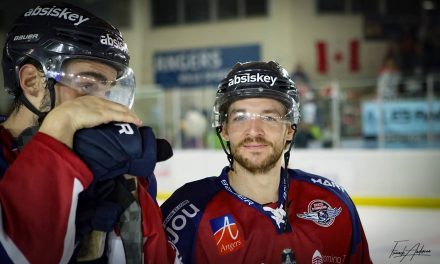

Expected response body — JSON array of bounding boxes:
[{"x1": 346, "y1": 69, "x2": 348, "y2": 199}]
[{"x1": 73, "y1": 122, "x2": 172, "y2": 181}]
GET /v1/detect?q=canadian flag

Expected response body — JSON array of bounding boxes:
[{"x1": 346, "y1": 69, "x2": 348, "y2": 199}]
[{"x1": 316, "y1": 39, "x2": 360, "y2": 75}]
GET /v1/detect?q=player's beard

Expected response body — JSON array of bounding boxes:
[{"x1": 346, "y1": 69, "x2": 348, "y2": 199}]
[
  {"x1": 31, "y1": 87, "x2": 51, "y2": 126},
  {"x1": 40, "y1": 88, "x2": 51, "y2": 112},
  {"x1": 231, "y1": 136, "x2": 285, "y2": 174}
]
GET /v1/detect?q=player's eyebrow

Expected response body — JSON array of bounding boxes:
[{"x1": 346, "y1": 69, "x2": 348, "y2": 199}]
[
  {"x1": 229, "y1": 108, "x2": 283, "y2": 115},
  {"x1": 76, "y1": 71, "x2": 110, "y2": 82}
]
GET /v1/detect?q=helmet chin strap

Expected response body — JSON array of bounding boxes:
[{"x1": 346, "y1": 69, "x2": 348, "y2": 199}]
[
  {"x1": 283, "y1": 124, "x2": 296, "y2": 233},
  {"x1": 18, "y1": 79, "x2": 56, "y2": 125},
  {"x1": 215, "y1": 127, "x2": 234, "y2": 171},
  {"x1": 16, "y1": 79, "x2": 56, "y2": 150}
]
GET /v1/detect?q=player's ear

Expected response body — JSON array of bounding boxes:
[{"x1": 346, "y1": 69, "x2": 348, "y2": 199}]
[
  {"x1": 220, "y1": 124, "x2": 230, "y2": 141},
  {"x1": 285, "y1": 124, "x2": 296, "y2": 141},
  {"x1": 19, "y1": 64, "x2": 45, "y2": 98}
]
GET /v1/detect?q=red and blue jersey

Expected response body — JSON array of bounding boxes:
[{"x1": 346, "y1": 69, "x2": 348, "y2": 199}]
[
  {"x1": 161, "y1": 166, "x2": 372, "y2": 264},
  {"x1": 0, "y1": 125, "x2": 170, "y2": 263}
]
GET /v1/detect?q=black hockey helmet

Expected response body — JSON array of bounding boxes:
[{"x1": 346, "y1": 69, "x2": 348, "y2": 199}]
[
  {"x1": 212, "y1": 61, "x2": 300, "y2": 128},
  {"x1": 2, "y1": 2, "x2": 134, "y2": 107}
]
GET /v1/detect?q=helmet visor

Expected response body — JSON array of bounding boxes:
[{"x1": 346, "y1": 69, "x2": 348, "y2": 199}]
[
  {"x1": 47, "y1": 61, "x2": 135, "y2": 108},
  {"x1": 212, "y1": 87, "x2": 300, "y2": 127}
]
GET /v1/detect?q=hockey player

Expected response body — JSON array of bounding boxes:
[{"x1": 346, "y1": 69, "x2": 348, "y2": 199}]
[
  {"x1": 0, "y1": 2, "x2": 170, "y2": 263},
  {"x1": 161, "y1": 61, "x2": 372, "y2": 263}
]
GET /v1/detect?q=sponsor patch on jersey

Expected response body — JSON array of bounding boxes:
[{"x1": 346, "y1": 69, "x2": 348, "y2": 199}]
[
  {"x1": 312, "y1": 249, "x2": 347, "y2": 263},
  {"x1": 163, "y1": 200, "x2": 200, "y2": 244},
  {"x1": 312, "y1": 250, "x2": 324, "y2": 264},
  {"x1": 210, "y1": 214, "x2": 244, "y2": 256},
  {"x1": 310, "y1": 177, "x2": 346, "y2": 193},
  {"x1": 296, "y1": 199, "x2": 342, "y2": 227}
]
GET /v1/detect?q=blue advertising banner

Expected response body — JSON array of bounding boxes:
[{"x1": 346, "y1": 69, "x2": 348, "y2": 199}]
[
  {"x1": 154, "y1": 44, "x2": 260, "y2": 88},
  {"x1": 362, "y1": 100, "x2": 440, "y2": 148}
]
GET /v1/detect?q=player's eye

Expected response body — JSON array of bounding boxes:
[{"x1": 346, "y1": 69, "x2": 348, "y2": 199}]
[
  {"x1": 229, "y1": 112, "x2": 249, "y2": 122},
  {"x1": 77, "y1": 82, "x2": 99, "y2": 94},
  {"x1": 261, "y1": 115, "x2": 278, "y2": 122}
]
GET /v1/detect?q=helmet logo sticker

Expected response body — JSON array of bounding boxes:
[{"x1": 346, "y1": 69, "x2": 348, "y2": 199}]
[
  {"x1": 13, "y1": 34, "x2": 39, "y2": 42},
  {"x1": 23, "y1": 6, "x2": 90, "y2": 26},
  {"x1": 228, "y1": 73, "x2": 277, "y2": 87},
  {"x1": 100, "y1": 34, "x2": 128, "y2": 52}
]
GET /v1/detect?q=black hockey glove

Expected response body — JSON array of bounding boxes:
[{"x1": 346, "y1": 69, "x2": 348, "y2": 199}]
[{"x1": 73, "y1": 122, "x2": 172, "y2": 181}]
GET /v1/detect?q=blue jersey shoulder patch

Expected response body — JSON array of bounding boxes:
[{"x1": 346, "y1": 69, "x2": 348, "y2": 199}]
[
  {"x1": 161, "y1": 176, "x2": 221, "y2": 263},
  {"x1": 292, "y1": 169, "x2": 348, "y2": 195}
]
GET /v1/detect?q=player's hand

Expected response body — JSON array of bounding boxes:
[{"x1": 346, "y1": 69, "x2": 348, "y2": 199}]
[{"x1": 39, "y1": 96, "x2": 141, "y2": 147}]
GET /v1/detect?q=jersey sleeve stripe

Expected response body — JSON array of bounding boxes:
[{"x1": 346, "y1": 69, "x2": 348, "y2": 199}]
[
  {"x1": 60, "y1": 178, "x2": 85, "y2": 264},
  {"x1": 0, "y1": 205, "x2": 30, "y2": 264}
]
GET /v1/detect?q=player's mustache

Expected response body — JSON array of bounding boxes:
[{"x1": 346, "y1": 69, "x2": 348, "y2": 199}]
[{"x1": 238, "y1": 136, "x2": 272, "y2": 147}]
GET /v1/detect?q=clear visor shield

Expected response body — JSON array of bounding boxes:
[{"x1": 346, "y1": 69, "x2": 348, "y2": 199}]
[
  {"x1": 48, "y1": 66, "x2": 135, "y2": 108},
  {"x1": 226, "y1": 111, "x2": 292, "y2": 127},
  {"x1": 211, "y1": 88, "x2": 300, "y2": 127}
]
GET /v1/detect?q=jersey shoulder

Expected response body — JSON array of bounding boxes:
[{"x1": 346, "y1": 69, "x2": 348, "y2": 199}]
[
  {"x1": 291, "y1": 169, "x2": 349, "y2": 196},
  {"x1": 290, "y1": 169, "x2": 365, "y2": 254},
  {"x1": 160, "y1": 177, "x2": 222, "y2": 263},
  {"x1": 290, "y1": 169, "x2": 357, "y2": 214},
  {"x1": 161, "y1": 176, "x2": 221, "y2": 217}
]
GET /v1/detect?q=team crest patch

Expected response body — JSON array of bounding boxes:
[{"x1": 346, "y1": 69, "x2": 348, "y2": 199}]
[
  {"x1": 297, "y1": 199, "x2": 342, "y2": 227},
  {"x1": 210, "y1": 214, "x2": 244, "y2": 255}
]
